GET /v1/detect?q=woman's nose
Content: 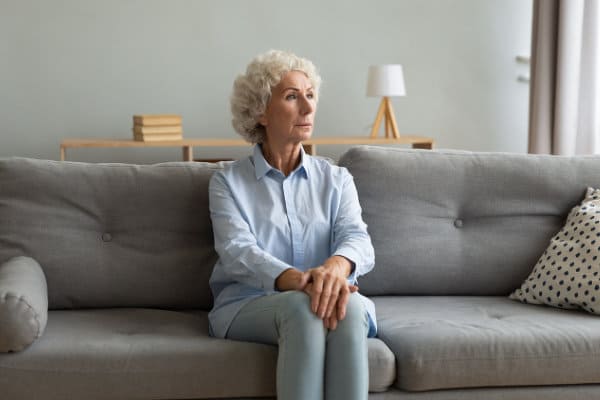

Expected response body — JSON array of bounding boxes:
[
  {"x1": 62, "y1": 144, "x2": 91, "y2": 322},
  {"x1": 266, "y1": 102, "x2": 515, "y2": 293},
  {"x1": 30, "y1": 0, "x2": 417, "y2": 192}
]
[{"x1": 300, "y1": 95, "x2": 314, "y2": 114}]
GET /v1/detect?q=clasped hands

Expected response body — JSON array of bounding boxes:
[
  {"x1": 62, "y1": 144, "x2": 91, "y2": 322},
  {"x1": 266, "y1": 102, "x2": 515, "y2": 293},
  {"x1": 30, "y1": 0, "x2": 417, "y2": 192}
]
[{"x1": 275, "y1": 256, "x2": 357, "y2": 330}]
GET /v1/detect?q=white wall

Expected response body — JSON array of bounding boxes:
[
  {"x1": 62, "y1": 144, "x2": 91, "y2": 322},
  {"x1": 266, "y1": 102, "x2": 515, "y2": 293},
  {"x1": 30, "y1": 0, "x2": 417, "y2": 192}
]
[{"x1": 0, "y1": 0, "x2": 532, "y2": 163}]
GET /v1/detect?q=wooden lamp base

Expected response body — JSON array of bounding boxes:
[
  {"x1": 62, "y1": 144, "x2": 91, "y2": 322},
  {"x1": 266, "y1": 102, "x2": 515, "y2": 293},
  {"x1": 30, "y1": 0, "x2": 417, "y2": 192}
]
[{"x1": 369, "y1": 96, "x2": 400, "y2": 139}]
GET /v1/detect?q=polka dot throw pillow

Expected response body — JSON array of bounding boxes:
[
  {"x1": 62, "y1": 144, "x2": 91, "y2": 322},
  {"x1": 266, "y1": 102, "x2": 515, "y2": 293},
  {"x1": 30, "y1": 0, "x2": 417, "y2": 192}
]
[{"x1": 510, "y1": 187, "x2": 600, "y2": 314}]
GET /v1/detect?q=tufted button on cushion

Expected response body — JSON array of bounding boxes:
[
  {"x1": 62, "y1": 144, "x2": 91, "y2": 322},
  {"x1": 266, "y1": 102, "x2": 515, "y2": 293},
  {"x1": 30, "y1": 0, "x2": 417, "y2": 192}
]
[
  {"x1": 101, "y1": 233, "x2": 112, "y2": 242},
  {"x1": 454, "y1": 219, "x2": 463, "y2": 228}
]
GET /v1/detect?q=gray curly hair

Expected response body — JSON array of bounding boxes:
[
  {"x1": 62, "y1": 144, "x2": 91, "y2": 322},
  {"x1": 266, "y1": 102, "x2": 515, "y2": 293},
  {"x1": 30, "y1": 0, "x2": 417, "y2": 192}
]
[{"x1": 230, "y1": 50, "x2": 322, "y2": 143}]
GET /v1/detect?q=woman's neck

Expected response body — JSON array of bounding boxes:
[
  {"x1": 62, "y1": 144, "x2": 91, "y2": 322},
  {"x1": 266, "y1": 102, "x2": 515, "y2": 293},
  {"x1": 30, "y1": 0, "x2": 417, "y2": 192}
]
[{"x1": 261, "y1": 141, "x2": 302, "y2": 177}]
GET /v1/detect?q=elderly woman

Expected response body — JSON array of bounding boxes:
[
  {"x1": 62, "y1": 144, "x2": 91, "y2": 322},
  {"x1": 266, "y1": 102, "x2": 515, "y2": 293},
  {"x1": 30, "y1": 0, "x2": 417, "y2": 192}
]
[{"x1": 208, "y1": 50, "x2": 376, "y2": 400}]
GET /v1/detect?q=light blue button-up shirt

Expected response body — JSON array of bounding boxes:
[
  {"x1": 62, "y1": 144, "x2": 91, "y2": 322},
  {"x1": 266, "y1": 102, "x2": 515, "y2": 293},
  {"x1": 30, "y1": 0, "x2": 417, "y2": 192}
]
[{"x1": 208, "y1": 145, "x2": 376, "y2": 338}]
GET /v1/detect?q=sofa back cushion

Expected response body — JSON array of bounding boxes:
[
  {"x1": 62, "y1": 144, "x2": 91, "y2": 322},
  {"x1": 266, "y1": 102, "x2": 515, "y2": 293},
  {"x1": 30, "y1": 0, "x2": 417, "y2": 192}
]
[
  {"x1": 339, "y1": 146, "x2": 600, "y2": 296},
  {"x1": 0, "y1": 158, "x2": 220, "y2": 310}
]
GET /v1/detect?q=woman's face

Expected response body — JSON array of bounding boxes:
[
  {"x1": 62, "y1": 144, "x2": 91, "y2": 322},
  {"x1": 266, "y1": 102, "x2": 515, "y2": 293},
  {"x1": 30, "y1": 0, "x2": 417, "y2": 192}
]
[{"x1": 259, "y1": 70, "x2": 316, "y2": 144}]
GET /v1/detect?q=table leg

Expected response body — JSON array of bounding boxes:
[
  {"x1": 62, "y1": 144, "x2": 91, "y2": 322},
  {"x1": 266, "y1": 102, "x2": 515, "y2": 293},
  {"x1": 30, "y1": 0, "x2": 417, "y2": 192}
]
[
  {"x1": 385, "y1": 115, "x2": 391, "y2": 138},
  {"x1": 60, "y1": 146, "x2": 66, "y2": 161},
  {"x1": 183, "y1": 146, "x2": 193, "y2": 161}
]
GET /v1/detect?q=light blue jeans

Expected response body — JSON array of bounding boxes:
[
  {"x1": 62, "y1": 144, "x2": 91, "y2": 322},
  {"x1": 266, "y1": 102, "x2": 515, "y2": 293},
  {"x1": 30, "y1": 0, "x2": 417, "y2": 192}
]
[{"x1": 227, "y1": 290, "x2": 369, "y2": 400}]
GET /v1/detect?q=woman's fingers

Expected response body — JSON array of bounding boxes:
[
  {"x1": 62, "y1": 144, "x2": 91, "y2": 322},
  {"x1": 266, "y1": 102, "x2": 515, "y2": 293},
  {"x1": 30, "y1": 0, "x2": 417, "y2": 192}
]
[
  {"x1": 318, "y1": 276, "x2": 336, "y2": 318},
  {"x1": 323, "y1": 310, "x2": 337, "y2": 330},
  {"x1": 311, "y1": 268, "x2": 342, "y2": 319},
  {"x1": 329, "y1": 315, "x2": 338, "y2": 330},
  {"x1": 336, "y1": 286, "x2": 351, "y2": 320},
  {"x1": 326, "y1": 281, "x2": 344, "y2": 318},
  {"x1": 299, "y1": 271, "x2": 311, "y2": 290},
  {"x1": 315, "y1": 284, "x2": 357, "y2": 330},
  {"x1": 307, "y1": 267, "x2": 358, "y2": 323},
  {"x1": 303, "y1": 282, "x2": 313, "y2": 296},
  {"x1": 309, "y1": 269, "x2": 324, "y2": 314}
]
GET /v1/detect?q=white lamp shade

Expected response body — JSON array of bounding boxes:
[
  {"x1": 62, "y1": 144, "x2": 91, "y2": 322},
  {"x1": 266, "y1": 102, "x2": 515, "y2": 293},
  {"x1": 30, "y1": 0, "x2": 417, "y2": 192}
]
[{"x1": 366, "y1": 64, "x2": 406, "y2": 97}]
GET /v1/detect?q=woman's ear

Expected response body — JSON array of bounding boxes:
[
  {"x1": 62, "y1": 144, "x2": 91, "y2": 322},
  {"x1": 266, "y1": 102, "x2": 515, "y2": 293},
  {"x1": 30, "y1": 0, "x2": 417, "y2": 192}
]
[{"x1": 258, "y1": 113, "x2": 268, "y2": 127}]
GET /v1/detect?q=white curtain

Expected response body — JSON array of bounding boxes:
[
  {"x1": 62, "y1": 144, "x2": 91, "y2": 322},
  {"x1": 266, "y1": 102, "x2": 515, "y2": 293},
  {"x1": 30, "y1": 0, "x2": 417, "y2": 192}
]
[{"x1": 528, "y1": 0, "x2": 600, "y2": 155}]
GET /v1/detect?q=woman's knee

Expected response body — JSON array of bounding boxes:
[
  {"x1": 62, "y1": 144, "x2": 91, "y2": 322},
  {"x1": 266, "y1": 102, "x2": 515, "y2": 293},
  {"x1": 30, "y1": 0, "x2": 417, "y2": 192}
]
[
  {"x1": 337, "y1": 294, "x2": 369, "y2": 332},
  {"x1": 276, "y1": 291, "x2": 322, "y2": 327}
]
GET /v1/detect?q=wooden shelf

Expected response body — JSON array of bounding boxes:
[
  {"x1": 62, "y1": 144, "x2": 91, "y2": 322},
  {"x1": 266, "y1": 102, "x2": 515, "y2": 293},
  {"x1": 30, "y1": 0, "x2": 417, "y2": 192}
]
[{"x1": 60, "y1": 135, "x2": 434, "y2": 161}]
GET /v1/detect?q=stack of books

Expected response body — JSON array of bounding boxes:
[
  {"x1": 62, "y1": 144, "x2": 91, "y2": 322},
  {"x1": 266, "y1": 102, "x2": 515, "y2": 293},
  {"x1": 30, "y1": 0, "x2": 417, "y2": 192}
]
[{"x1": 132, "y1": 114, "x2": 183, "y2": 142}]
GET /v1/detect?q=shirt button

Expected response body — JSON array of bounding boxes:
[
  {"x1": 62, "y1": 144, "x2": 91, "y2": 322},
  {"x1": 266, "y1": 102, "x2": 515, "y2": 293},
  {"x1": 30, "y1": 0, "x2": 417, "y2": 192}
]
[
  {"x1": 454, "y1": 219, "x2": 463, "y2": 228},
  {"x1": 102, "y1": 233, "x2": 112, "y2": 242}
]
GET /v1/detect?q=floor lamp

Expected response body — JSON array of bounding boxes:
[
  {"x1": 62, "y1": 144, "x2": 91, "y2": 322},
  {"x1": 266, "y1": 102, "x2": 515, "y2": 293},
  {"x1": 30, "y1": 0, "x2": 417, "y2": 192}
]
[{"x1": 367, "y1": 65, "x2": 406, "y2": 139}]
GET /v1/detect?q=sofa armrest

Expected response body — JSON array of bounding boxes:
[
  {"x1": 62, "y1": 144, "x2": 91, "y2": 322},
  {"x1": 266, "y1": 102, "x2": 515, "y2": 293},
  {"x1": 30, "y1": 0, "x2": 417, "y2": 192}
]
[{"x1": 0, "y1": 256, "x2": 48, "y2": 352}]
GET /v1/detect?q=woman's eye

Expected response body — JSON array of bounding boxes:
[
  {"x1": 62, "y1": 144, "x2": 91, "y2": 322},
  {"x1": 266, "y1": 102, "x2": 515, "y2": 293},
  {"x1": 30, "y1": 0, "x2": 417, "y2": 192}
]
[
  {"x1": 286, "y1": 94, "x2": 297, "y2": 100},
  {"x1": 307, "y1": 93, "x2": 314, "y2": 99}
]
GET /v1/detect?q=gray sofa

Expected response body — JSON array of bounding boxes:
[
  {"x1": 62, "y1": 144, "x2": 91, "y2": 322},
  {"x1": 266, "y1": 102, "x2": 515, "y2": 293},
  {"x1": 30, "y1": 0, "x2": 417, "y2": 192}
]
[{"x1": 2, "y1": 145, "x2": 600, "y2": 399}]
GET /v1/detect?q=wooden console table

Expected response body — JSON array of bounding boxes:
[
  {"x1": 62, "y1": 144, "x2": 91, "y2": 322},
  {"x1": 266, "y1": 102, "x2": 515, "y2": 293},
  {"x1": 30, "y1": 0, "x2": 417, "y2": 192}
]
[{"x1": 60, "y1": 135, "x2": 434, "y2": 161}]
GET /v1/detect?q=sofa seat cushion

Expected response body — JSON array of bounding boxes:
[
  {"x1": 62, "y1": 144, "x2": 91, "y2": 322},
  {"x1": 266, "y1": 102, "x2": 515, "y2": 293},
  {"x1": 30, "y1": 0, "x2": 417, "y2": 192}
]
[
  {"x1": 0, "y1": 308, "x2": 395, "y2": 400},
  {"x1": 374, "y1": 296, "x2": 600, "y2": 392}
]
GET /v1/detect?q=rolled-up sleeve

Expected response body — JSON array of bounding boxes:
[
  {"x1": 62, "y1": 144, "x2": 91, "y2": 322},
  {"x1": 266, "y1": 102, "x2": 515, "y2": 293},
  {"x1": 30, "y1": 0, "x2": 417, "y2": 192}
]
[
  {"x1": 331, "y1": 170, "x2": 375, "y2": 284},
  {"x1": 209, "y1": 172, "x2": 292, "y2": 291}
]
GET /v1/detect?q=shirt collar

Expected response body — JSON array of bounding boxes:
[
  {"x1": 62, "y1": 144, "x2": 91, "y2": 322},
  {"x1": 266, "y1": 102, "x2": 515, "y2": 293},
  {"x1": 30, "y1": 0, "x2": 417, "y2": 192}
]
[{"x1": 253, "y1": 144, "x2": 310, "y2": 180}]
